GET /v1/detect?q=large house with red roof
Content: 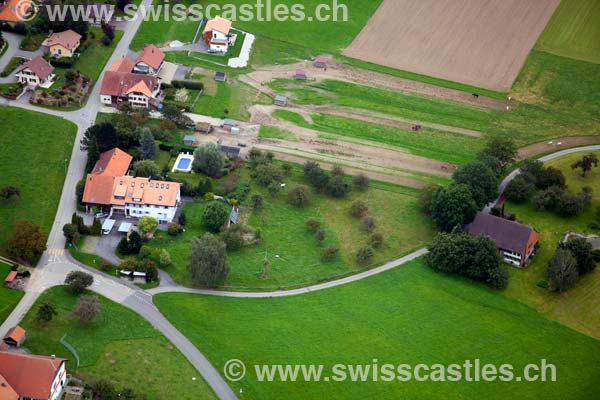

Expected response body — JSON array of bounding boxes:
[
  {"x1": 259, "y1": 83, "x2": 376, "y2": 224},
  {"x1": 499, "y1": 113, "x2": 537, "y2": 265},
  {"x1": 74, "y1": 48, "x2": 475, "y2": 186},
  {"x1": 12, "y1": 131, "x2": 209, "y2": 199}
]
[
  {"x1": 82, "y1": 148, "x2": 181, "y2": 223},
  {"x1": 42, "y1": 29, "x2": 82, "y2": 58},
  {"x1": 0, "y1": 351, "x2": 67, "y2": 400},
  {"x1": 0, "y1": 0, "x2": 32, "y2": 27},
  {"x1": 202, "y1": 16, "x2": 233, "y2": 53},
  {"x1": 15, "y1": 56, "x2": 55, "y2": 88},
  {"x1": 133, "y1": 44, "x2": 165, "y2": 75}
]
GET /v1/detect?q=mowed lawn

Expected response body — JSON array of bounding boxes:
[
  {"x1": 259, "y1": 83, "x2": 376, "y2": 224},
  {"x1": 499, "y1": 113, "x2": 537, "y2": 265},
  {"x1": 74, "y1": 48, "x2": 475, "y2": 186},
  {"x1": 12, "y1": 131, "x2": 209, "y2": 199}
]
[
  {"x1": 132, "y1": 0, "x2": 382, "y2": 63},
  {"x1": 19, "y1": 286, "x2": 216, "y2": 399},
  {"x1": 155, "y1": 258, "x2": 600, "y2": 400},
  {"x1": 0, "y1": 262, "x2": 24, "y2": 324},
  {"x1": 0, "y1": 108, "x2": 77, "y2": 253},
  {"x1": 504, "y1": 153, "x2": 600, "y2": 339},
  {"x1": 536, "y1": 0, "x2": 600, "y2": 64},
  {"x1": 146, "y1": 168, "x2": 433, "y2": 290}
]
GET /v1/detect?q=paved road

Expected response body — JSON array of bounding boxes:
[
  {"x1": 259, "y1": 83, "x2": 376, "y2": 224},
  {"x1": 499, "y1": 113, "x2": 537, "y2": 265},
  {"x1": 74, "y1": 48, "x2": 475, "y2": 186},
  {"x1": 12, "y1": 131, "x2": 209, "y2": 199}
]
[{"x1": 0, "y1": 32, "x2": 45, "y2": 84}]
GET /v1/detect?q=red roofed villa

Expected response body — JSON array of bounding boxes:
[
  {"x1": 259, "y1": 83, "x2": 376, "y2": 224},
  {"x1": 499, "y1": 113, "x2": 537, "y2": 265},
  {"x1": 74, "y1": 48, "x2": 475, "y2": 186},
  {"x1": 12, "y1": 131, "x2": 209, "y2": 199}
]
[
  {"x1": 16, "y1": 56, "x2": 56, "y2": 88},
  {"x1": 41, "y1": 29, "x2": 82, "y2": 59},
  {"x1": 0, "y1": 351, "x2": 67, "y2": 400},
  {"x1": 202, "y1": 16, "x2": 233, "y2": 53},
  {"x1": 134, "y1": 44, "x2": 165, "y2": 75}
]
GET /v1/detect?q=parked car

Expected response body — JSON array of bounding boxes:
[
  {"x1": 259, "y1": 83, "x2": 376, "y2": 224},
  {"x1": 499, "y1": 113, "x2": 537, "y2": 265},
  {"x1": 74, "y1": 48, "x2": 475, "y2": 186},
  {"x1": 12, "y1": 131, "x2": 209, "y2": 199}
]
[{"x1": 95, "y1": 212, "x2": 108, "y2": 219}]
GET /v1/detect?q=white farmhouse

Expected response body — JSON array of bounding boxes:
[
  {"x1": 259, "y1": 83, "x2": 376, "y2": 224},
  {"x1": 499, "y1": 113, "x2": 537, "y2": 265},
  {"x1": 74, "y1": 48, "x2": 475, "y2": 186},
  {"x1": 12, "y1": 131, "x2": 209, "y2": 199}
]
[{"x1": 202, "y1": 16, "x2": 232, "y2": 53}]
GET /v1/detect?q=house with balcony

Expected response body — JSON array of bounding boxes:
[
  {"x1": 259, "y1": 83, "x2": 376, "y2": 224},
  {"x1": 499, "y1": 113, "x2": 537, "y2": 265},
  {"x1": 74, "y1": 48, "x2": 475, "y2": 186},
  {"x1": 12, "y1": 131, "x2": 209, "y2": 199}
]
[
  {"x1": 202, "y1": 16, "x2": 232, "y2": 53},
  {"x1": 15, "y1": 56, "x2": 55, "y2": 88},
  {"x1": 100, "y1": 57, "x2": 161, "y2": 108}
]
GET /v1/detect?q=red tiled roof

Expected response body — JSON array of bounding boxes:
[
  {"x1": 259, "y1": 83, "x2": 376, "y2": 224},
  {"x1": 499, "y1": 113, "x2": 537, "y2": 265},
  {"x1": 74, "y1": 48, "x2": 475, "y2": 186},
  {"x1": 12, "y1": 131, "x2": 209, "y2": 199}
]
[
  {"x1": 18, "y1": 56, "x2": 55, "y2": 80},
  {"x1": 0, "y1": 352, "x2": 66, "y2": 400},
  {"x1": 3, "y1": 326, "x2": 25, "y2": 344},
  {"x1": 203, "y1": 16, "x2": 231, "y2": 35},
  {"x1": 92, "y1": 148, "x2": 132, "y2": 176},
  {"x1": 0, "y1": 0, "x2": 31, "y2": 22},
  {"x1": 135, "y1": 45, "x2": 164, "y2": 70},
  {"x1": 465, "y1": 212, "x2": 538, "y2": 254},
  {"x1": 108, "y1": 57, "x2": 135, "y2": 73},
  {"x1": 4, "y1": 271, "x2": 17, "y2": 283},
  {"x1": 83, "y1": 148, "x2": 132, "y2": 205},
  {"x1": 100, "y1": 70, "x2": 157, "y2": 98},
  {"x1": 0, "y1": 373, "x2": 19, "y2": 400},
  {"x1": 41, "y1": 29, "x2": 82, "y2": 50},
  {"x1": 126, "y1": 80, "x2": 153, "y2": 98}
]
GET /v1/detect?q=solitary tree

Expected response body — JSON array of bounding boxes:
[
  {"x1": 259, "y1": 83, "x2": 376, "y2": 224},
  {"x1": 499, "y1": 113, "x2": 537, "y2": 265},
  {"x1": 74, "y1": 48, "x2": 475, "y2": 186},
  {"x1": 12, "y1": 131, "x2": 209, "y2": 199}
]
[
  {"x1": 202, "y1": 201, "x2": 229, "y2": 232},
  {"x1": 132, "y1": 160, "x2": 160, "y2": 178},
  {"x1": 65, "y1": 271, "x2": 94, "y2": 294},
  {"x1": 139, "y1": 129, "x2": 157, "y2": 160},
  {"x1": 571, "y1": 153, "x2": 599, "y2": 177},
  {"x1": 431, "y1": 184, "x2": 478, "y2": 232},
  {"x1": 356, "y1": 246, "x2": 374, "y2": 265},
  {"x1": 188, "y1": 234, "x2": 230, "y2": 287},
  {"x1": 352, "y1": 173, "x2": 370, "y2": 191},
  {"x1": 72, "y1": 295, "x2": 101, "y2": 324},
  {"x1": 7, "y1": 220, "x2": 47, "y2": 264},
  {"x1": 193, "y1": 142, "x2": 224, "y2": 178},
  {"x1": 287, "y1": 185, "x2": 312, "y2": 207},
  {"x1": 137, "y1": 216, "x2": 158, "y2": 233},
  {"x1": 35, "y1": 302, "x2": 57, "y2": 325},
  {"x1": 547, "y1": 249, "x2": 579, "y2": 292},
  {"x1": 159, "y1": 249, "x2": 172, "y2": 268}
]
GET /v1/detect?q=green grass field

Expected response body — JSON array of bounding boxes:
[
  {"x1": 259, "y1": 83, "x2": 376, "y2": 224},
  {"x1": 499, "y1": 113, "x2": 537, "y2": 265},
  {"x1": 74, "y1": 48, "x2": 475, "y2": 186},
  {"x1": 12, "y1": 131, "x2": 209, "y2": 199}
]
[
  {"x1": 504, "y1": 152, "x2": 600, "y2": 339},
  {"x1": 77, "y1": 27, "x2": 124, "y2": 82},
  {"x1": 0, "y1": 262, "x2": 24, "y2": 324},
  {"x1": 0, "y1": 108, "x2": 77, "y2": 253},
  {"x1": 19, "y1": 286, "x2": 216, "y2": 399},
  {"x1": 145, "y1": 166, "x2": 433, "y2": 290},
  {"x1": 259, "y1": 125, "x2": 297, "y2": 141},
  {"x1": 536, "y1": 0, "x2": 600, "y2": 64},
  {"x1": 154, "y1": 258, "x2": 600, "y2": 399}
]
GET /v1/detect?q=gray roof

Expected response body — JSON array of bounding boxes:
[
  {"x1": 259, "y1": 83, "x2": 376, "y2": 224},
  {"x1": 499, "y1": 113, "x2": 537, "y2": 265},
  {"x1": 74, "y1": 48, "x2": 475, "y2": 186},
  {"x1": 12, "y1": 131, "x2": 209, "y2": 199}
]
[
  {"x1": 274, "y1": 95, "x2": 287, "y2": 102},
  {"x1": 219, "y1": 145, "x2": 241, "y2": 156},
  {"x1": 465, "y1": 212, "x2": 536, "y2": 254},
  {"x1": 223, "y1": 119, "x2": 237, "y2": 126},
  {"x1": 183, "y1": 135, "x2": 196, "y2": 141}
]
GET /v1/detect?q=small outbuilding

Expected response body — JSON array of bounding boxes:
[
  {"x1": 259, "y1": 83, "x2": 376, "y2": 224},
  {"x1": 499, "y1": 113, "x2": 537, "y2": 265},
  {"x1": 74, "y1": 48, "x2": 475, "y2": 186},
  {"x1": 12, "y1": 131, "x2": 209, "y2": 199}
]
[
  {"x1": 215, "y1": 71, "x2": 227, "y2": 82},
  {"x1": 194, "y1": 122, "x2": 213, "y2": 134},
  {"x1": 4, "y1": 270, "x2": 17, "y2": 288},
  {"x1": 219, "y1": 145, "x2": 241, "y2": 158},
  {"x1": 314, "y1": 56, "x2": 329, "y2": 68},
  {"x1": 222, "y1": 119, "x2": 238, "y2": 131},
  {"x1": 183, "y1": 135, "x2": 199, "y2": 146},
  {"x1": 274, "y1": 95, "x2": 287, "y2": 107},
  {"x1": 3, "y1": 326, "x2": 26, "y2": 347},
  {"x1": 294, "y1": 69, "x2": 307, "y2": 80}
]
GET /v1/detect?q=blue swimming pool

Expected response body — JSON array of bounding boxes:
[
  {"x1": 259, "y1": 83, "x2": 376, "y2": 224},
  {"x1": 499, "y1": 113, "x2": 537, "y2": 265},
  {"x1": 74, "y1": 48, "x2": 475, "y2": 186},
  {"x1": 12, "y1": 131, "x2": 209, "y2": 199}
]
[{"x1": 177, "y1": 158, "x2": 191, "y2": 170}]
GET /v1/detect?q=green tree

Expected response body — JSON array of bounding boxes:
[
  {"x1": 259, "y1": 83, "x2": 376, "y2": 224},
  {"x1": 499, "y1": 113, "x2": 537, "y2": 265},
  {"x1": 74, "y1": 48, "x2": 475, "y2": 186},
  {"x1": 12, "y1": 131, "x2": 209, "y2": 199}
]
[
  {"x1": 352, "y1": 173, "x2": 370, "y2": 191},
  {"x1": 349, "y1": 200, "x2": 369, "y2": 218},
  {"x1": 62, "y1": 223, "x2": 80, "y2": 244},
  {"x1": 0, "y1": 186, "x2": 20, "y2": 199},
  {"x1": 80, "y1": 123, "x2": 119, "y2": 171},
  {"x1": 326, "y1": 175, "x2": 351, "y2": 198},
  {"x1": 505, "y1": 175, "x2": 534, "y2": 203},
  {"x1": 139, "y1": 128, "x2": 157, "y2": 160},
  {"x1": 138, "y1": 216, "x2": 158, "y2": 233},
  {"x1": 72, "y1": 295, "x2": 100, "y2": 324},
  {"x1": 453, "y1": 161, "x2": 499, "y2": 208},
  {"x1": 35, "y1": 302, "x2": 57, "y2": 325},
  {"x1": 159, "y1": 249, "x2": 172, "y2": 267},
  {"x1": 132, "y1": 160, "x2": 160, "y2": 178},
  {"x1": 253, "y1": 163, "x2": 283, "y2": 187},
  {"x1": 431, "y1": 184, "x2": 478, "y2": 232},
  {"x1": 418, "y1": 184, "x2": 440, "y2": 215},
  {"x1": 287, "y1": 185, "x2": 312, "y2": 207},
  {"x1": 64, "y1": 271, "x2": 94, "y2": 294},
  {"x1": 202, "y1": 201, "x2": 228, "y2": 232},
  {"x1": 117, "y1": 231, "x2": 142, "y2": 255},
  {"x1": 357, "y1": 246, "x2": 374, "y2": 265},
  {"x1": 251, "y1": 194, "x2": 264, "y2": 209},
  {"x1": 571, "y1": 153, "x2": 599, "y2": 177},
  {"x1": 547, "y1": 248, "x2": 579, "y2": 292},
  {"x1": 7, "y1": 220, "x2": 47, "y2": 264},
  {"x1": 188, "y1": 234, "x2": 230, "y2": 287},
  {"x1": 478, "y1": 137, "x2": 517, "y2": 172},
  {"x1": 193, "y1": 142, "x2": 225, "y2": 178},
  {"x1": 560, "y1": 238, "x2": 596, "y2": 275}
]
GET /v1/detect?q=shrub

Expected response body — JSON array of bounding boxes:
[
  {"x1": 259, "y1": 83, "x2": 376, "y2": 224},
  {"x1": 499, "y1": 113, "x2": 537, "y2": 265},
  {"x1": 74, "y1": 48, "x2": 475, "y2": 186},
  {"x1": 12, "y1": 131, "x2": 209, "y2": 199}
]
[
  {"x1": 251, "y1": 194, "x2": 264, "y2": 209},
  {"x1": 168, "y1": 223, "x2": 183, "y2": 235},
  {"x1": 321, "y1": 246, "x2": 340, "y2": 262},
  {"x1": 178, "y1": 211, "x2": 187, "y2": 226},
  {"x1": 315, "y1": 229, "x2": 326, "y2": 245},
  {"x1": 356, "y1": 246, "x2": 374, "y2": 265},
  {"x1": 100, "y1": 261, "x2": 113, "y2": 273},
  {"x1": 253, "y1": 163, "x2": 283, "y2": 187},
  {"x1": 352, "y1": 173, "x2": 370, "y2": 191},
  {"x1": 117, "y1": 231, "x2": 142, "y2": 255},
  {"x1": 62, "y1": 223, "x2": 80, "y2": 244},
  {"x1": 418, "y1": 184, "x2": 440, "y2": 215},
  {"x1": 349, "y1": 200, "x2": 368, "y2": 218},
  {"x1": 360, "y1": 216, "x2": 376, "y2": 232},
  {"x1": 588, "y1": 220, "x2": 600, "y2": 230},
  {"x1": 287, "y1": 185, "x2": 311, "y2": 207},
  {"x1": 326, "y1": 175, "x2": 351, "y2": 198},
  {"x1": 202, "y1": 201, "x2": 229, "y2": 232},
  {"x1": 306, "y1": 218, "x2": 321, "y2": 232},
  {"x1": 369, "y1": 233, "x2": 384, "y2": 249},
  {"x1": 138, "y1": 216, "x2": 158, "y2": 233},
  {"x1": 505, "y1": 175, "x2": 534, "y2": 203},
  {"x1": 221, "y1": 225, "x2": 252, "y2": 251}
]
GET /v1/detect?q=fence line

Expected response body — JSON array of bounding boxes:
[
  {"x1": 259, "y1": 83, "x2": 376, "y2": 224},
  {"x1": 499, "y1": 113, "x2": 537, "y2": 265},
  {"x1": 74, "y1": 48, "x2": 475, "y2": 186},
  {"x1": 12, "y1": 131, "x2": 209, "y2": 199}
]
[{"x1": 60, "y1": 334, "x2": 80, "y2": 368}]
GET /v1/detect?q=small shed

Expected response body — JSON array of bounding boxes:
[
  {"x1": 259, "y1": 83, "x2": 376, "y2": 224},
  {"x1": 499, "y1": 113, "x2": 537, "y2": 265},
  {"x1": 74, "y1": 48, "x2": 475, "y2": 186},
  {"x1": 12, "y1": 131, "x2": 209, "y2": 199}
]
[
  {"x1": 274, "y1": 95, "x2": 287, "y2": 107},
  {"x1": 223, "y1": 119, "x2": 238, "y2": 131},
  {"x1": 215, "y1": 71, "x2": 227, "y2": 82},
  {"x1": 183, "y1": 135, "x2": 199, "y2": 146},
  {"x1": 3, "y1": 326, "x2": 26, "y2": 347},
  {"x1": 219, "y1": 145, "x2": 241, "y2": 158},
  {"x1": 4, "y1": 270, "x2": 17, "y2": 288},
  {"x1": 294, "y1": 69, "x2": 307, "y2": 80},
  {"x1": 230, "y1": 126, "x2": 240, "y2": 135},
  {"x1": 229, "y1": 206, "x2": 239, "y2": 226},
  {"x1": 314, "y1": 56, "x2": 329, "y2": 68},
  {"x1": 194, "y1": 122, "x2": 213, "y2": 134}
]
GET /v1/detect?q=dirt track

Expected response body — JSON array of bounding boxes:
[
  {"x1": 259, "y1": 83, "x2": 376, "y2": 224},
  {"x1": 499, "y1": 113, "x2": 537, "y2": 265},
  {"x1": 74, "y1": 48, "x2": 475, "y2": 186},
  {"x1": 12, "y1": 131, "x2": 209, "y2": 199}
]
[
  {"x1": 343, "y1": 0, "x2": 560, "y2": 92},
  {"x1": 518, "y1": 137, "x2": 600, "y2": 160}
]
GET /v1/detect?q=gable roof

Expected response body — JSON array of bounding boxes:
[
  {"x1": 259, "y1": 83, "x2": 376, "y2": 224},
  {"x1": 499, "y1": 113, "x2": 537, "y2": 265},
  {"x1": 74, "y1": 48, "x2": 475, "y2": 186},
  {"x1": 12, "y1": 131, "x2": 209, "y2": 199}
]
[
  {"x1": 3, "y1": 326, "x2": 25, "y2": 344},
  {"x1": 203, "y1": 16, "x2": 231, "y2": 35},
  {"x1": 135, "y1": 44, "x2": 165, "y2": 70},
  {"x1": 4, "y1": 270, "x2": 17, "y2": 283},
  {"x1": 92, "y1": 148, "x2": 132, "y2": 176},
  {"x1": 0, "y1": 373, "x2": 18, "y2": 400},
  {"x1": 126, "y1": 80, "x2": 153, "y2": 97},
  {"x1": 18, "y1": 56, "x2": 55, "y2": 80},
  {"x1": 100, "y1": 70, "x2": 157, "y2": 98},
  {"x1": 108, "y1": 57, "x2": 134, "y2": 73},
  {"x1": 465, "y1": 212, "x2": 537, "y2": 254},
  {"x1": 0, "y1": 0, "x2": 31, "y2": 22},
  {"x1": 0, "y1": 352, "x2": 66, "y2": 400},
  {"x1": 42, "y1": 29, "x2": 82, "y2": 50}
]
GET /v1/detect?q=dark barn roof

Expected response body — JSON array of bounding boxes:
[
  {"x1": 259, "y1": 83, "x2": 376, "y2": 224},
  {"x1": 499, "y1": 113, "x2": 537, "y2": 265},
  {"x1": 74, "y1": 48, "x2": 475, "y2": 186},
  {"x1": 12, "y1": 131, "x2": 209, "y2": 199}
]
[
  {"x1": 219, "y1": 145, "x2": 241, "y2": 157},
  {"x1": 465, "y1": 212, "x2": 535, "y2": 254}
]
